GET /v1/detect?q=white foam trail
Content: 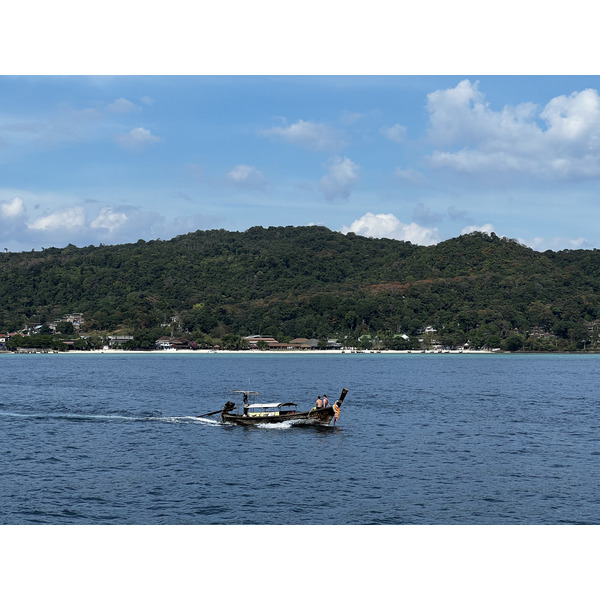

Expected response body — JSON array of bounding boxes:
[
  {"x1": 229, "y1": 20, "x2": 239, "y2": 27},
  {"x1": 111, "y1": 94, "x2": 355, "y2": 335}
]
[
  {"x1": 163, "y1": 416, "x2": 221, "y2": 426},
  {"x1": 256, "y1": 421, "x2": 295, "y2": 429},
  {"x1": 0, "y1": 411, "x2": 222, "y2": 426},
  {"x1": 0, "y1": 411, "x2": 138, "y2": 421}
]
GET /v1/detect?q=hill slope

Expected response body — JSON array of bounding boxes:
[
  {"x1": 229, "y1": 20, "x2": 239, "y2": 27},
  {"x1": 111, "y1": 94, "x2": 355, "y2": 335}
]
[{"x1": 2, "y1": 226, "x2": 600, "y2": 350}]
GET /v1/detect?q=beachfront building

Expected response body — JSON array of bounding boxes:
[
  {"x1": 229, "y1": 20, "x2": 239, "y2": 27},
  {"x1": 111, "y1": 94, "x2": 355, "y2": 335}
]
[
  {"x1": 287, "y1": 338, "x2": 314, "y2": 350},
  {"x1": 245, "y1": 336, "x2": 342, "y2": 351},
  {"x1": 244, "y1": 335, "x2": 284, "y2": 350},
  {"x1": 155, "y1": 336, "x2": 190, "y2": 350},
  {"x1": 108, "y1": 335, "x2": 134, "y2": 348}
]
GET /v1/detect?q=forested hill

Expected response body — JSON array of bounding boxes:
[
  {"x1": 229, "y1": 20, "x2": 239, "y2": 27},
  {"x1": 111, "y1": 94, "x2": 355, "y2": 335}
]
[{"x1": 2, "y1": 225, "x2": 600, "y2": 350}]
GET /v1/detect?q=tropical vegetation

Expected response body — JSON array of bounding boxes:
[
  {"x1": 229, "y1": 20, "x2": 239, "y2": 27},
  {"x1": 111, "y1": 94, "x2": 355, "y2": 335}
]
[{"x1": 2, "y1": 226, "x2": 600, "y2": 351}]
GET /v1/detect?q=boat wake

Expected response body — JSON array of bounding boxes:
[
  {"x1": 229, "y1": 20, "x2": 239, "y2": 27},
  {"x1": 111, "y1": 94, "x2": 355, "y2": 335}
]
[
  {"x1": 256, "y1": 421, "x2": 296, "y2": 429},
  {"x1": 163, "y1": 416, "x2": 221, "y2": 426},
  {"x1": 256, "y1": 419, "x2": 331, "y2": 429},
  {"x1": 0, "y1": 411, "x2": 222, "y2": 426},
  {"x1": 0, "y1": 411, "x2": 334, "y2": 429}
]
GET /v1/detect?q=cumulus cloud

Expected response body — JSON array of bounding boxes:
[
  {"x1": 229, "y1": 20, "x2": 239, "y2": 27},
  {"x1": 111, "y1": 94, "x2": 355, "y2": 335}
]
[
  {"x1": 90, "y1": 207, "x2": 129, "y2": 232},
  {"x1": 319, "y1": 156, "x2": 359, "y2": 200},
  {"x1": 115, "y1": 127, "x2": 162, "y2": 151},
  {"x1": 426, "y1": 79, "x2": 600, "y2": 180},
  {"x1": 23, "y1": 204, "x2": 132, "y2": 241},
  {"x1": 341, "y1": 212, "x2": 440, "y2": 245},
  {"x1": 0, "y1": 197, "x2": 27, "y2": 244},
  {"x1": 0, "y1": 194, "x2": 223, "y2": 251},
  {"x1": 461, "y1": 223, "x2": 495, "y2": 235},
  {"x1": 227, "y1": 164, "x2": 268, "y2": 189},
  {"x1": 261, "y1": 120, "x2": 347, "y2": 152},
  {"x1": 520, "y1": 235, "x2": 588, "y2": 252},
  {"x1": 0, "y1": 196, "x2": 25, "y2": 218},
  {"x1": 28, "y1": 206, "x2": 86, "y2": 231},
  {"x1": 381, "y1": 123, "x2": 407, "y2": 143},
  {"x1": 107, "y1": 98, "x2": 138, "y2": 113}
]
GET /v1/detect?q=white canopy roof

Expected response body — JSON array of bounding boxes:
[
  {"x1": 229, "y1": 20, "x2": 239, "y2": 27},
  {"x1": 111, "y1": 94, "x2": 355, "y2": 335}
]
[{"x1": 248, "y1": 402, "x2": 297, "y2": 409}]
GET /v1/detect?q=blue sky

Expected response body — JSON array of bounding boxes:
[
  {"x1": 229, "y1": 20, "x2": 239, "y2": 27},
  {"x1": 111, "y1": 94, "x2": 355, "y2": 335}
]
[{"x1": 3, "y1": 74, "x2": 600, "y2": 252}]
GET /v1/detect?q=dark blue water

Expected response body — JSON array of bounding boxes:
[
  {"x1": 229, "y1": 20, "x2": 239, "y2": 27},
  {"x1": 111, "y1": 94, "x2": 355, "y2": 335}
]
[{"x1": 1, "y1": 352, "x2": 599, "y2": 524}]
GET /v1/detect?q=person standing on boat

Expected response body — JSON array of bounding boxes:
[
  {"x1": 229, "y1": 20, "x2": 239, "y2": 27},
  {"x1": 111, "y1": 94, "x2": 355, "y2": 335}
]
[
  {"x1": 243, "y1": 393, "x2": 249, "y2": 417},
  {"x1": 322, "y1": 395, "x2": 329, "y2": 408},
  {"x1": 332, "y1": 401, "x2": 340, "y2": 426}
]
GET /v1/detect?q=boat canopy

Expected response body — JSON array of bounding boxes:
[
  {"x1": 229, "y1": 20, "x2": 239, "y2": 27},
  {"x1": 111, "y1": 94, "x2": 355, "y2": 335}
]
[{"x1": 248, "y1": 402, "x2": 298, "y2": 409}]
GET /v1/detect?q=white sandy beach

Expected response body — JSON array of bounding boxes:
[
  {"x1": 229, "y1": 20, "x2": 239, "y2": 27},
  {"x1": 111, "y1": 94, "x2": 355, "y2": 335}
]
[{"x1": 60, "y1": 348, "x2": 495, "y2": 355}]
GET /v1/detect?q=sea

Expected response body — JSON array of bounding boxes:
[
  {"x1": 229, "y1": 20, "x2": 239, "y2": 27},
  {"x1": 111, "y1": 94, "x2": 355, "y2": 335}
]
[
  {"x1": 3, "y1": 351, "x2": 598, "y2": 598},
  {"x1": 1, "y1": 351, "x2": 599, "y2": 526}
]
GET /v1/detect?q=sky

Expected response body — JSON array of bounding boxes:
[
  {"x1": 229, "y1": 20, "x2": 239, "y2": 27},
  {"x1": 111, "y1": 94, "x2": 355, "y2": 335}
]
[
  {"x1": 4, "y1": 74, "x2": 600, "y2": 253},
  {"x1": 2, "y1": 1, "x2": 600, "y2": 259}
]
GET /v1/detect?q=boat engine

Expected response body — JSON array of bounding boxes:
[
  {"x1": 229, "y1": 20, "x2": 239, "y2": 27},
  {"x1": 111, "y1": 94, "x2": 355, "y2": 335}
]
[{"x1": 222, "y1": 401, "x2": 236, "y2": 414}]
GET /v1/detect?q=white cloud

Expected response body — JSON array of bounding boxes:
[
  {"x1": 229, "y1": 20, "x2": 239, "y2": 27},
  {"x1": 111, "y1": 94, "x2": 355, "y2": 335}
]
[
  {"x1": 140, "y1": 96, "x2": 155, "y2": 106},
  {"x1": 0, "y1": 194, "x2": 223, "y2": 251},
  {"x1": 381, "y1": 123, "x2": 407, "y2": 142},
  {"x1": 341, "y1": 212, "x2": 440, "y2": 245},
  {"x1": 319, "y1": 156, "x2": 359, "y2": 200},
  {"x1": 541, "y1": 90, "x2": 600, "y2": 143},
  {"x1": 461, "y1": 223, "x2": 495, "y2": 235},
  {"x1": 227, "y1": 164, "x2": 268, "y2": 189},
  {"x1": 0, "y1": 196, "x2": 24, "y2": 218},
  {"x1": 90, "y1": 207, "x2": 129, "y2": 232},
  {"x1": 520, "y1": 235, "x2": 588, "y2": 252},
  {"x1": 262, "y1": 120, "x2": 347, "y2": 152},
  {"x1": 107, "y1": 98, "x2": 138, "y2": 113},
  {"x1": 426, "y1": 80, "x2": 600, "y2": 180},
  {"x1": 115, "y1": 127, "x2": 162, "y2": 151},
  {"x1": 28, "y1": 206, "x2": 85, "y2": 231}
]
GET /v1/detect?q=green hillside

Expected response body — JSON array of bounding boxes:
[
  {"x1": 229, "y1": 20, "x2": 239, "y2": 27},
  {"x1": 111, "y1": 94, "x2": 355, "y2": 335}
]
[{"x1": 2, "y1": 226, "x2": 600, "y2": 351}]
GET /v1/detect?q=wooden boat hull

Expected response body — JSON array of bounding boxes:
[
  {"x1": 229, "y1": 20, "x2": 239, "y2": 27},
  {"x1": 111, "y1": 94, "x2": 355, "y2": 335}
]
[{"x1": 221, "y1": 406, "x2": 334, "y2": 426}]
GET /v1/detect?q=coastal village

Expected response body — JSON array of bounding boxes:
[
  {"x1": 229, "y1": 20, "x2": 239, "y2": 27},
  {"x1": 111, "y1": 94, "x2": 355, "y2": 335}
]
[
  {"x1": 0, "y1": 312, "x2": 462, "y2": 353},
  {"x1": 3, "y1": 311, "x2": 600, "y2": 353}
]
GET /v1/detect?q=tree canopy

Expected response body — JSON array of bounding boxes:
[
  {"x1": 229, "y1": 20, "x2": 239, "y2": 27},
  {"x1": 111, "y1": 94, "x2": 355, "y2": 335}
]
[{"x1": 2, "y1": 226, "x2": 600, "y2": 351}]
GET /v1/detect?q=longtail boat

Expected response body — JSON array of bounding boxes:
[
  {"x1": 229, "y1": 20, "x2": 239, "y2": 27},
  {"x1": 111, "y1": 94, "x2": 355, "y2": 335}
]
[{"x1": 214, "y1": 388, "x2": 348, "y2": 426}]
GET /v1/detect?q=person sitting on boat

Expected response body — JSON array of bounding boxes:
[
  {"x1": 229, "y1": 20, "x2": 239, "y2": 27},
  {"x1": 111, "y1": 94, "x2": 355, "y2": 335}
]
[
  {"x1": 322, "y1": 395, "x2": 328, "y2": 408},
  {"x1": 315, "y1": 395, "x2": 323, "y2": 409}
]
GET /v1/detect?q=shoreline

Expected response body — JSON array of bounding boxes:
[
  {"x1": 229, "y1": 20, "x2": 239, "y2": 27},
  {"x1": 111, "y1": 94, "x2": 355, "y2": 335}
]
[
  {"x1": 4, "y1": 348, "x2": 496, "y2": 355},
  {"x1": 4, "y1": 348, "x2": 600, "y2": 356}
]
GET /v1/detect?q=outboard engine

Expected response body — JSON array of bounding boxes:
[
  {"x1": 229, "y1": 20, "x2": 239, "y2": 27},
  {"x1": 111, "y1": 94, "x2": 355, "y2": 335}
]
[{"x1": 222, "y1": 401, "x2": 236, "y2": 414}]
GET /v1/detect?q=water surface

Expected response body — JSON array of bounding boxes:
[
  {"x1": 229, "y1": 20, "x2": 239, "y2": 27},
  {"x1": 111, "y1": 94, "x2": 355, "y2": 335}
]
[{"x1": 1, "y1": 352, "x2": 599, "y2": 524}]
